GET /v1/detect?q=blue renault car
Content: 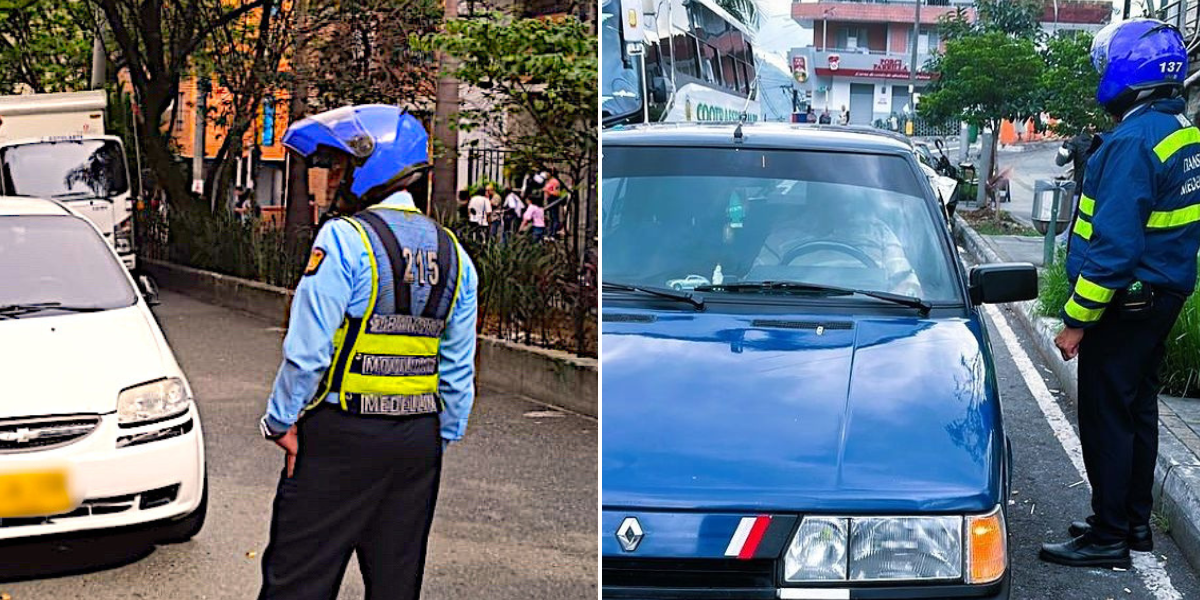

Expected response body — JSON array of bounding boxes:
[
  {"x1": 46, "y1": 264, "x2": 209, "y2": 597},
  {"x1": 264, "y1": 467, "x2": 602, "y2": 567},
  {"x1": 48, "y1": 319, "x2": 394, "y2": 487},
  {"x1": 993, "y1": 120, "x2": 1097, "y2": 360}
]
[{"x1": 601, "y1": 123, "x2": 1037, "y2": 600}]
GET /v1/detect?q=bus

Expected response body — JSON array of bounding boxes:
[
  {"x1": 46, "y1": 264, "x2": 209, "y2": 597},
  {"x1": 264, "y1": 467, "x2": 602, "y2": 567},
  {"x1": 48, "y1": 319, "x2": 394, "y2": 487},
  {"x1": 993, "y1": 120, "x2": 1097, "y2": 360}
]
[{"x1": 602, "y1": 0, "x2": 761, "y2": 127}]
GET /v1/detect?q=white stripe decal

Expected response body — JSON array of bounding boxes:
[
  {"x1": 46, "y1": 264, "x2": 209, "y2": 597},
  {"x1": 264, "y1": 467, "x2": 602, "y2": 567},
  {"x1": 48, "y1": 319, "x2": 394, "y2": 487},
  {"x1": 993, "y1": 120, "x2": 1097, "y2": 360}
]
[
  {"x1": 778, "y1": 589, "x2": 850, "y2": 600},
  {"x1": 983, "y1": 304, "x2": 1182, "y2": 600},
  {"x1": 725, "y1": 517, "x2": 756, "y2": 557}
]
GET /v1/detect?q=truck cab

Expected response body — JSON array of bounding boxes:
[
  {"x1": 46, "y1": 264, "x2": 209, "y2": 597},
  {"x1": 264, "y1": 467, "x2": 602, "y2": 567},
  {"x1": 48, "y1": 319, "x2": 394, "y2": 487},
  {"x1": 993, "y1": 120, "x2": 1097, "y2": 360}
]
[{"x1": 0, "y1": 91, "x2": 136, "y2": 271}]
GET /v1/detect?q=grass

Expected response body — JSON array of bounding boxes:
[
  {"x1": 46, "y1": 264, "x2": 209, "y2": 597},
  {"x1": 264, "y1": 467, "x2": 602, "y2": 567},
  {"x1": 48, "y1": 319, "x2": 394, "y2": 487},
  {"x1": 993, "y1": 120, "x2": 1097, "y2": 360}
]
[
  {"x1": 1037, "y1": 253, "x2": 1200, "y2": 398},
  {"x1": 1152, "y1": 509, "x2": 1172, "y2": 534},
  {"x1": 960, "y1": 208, "x2": 1042, "y2": 237}
]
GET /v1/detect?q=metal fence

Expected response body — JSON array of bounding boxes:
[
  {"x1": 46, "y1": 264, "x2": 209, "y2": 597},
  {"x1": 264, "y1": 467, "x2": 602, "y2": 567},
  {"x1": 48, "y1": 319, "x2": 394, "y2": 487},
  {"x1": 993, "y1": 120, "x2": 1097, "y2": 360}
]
[
  {"x1": 1158, "y1": 0, "x2": 1199, "y2": 44},
  {"x1": 461, "y1": 146, "x2": 598, "y2": 357}
]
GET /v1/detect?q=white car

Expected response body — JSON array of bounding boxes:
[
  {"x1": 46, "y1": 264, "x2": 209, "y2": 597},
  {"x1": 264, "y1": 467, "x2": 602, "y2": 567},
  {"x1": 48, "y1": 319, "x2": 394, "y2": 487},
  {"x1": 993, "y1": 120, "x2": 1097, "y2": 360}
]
[
  {"x1": 666, "y1": 275, "x2": 710, "y2": 290},
  {"x1": 0, "y1": 196, "x2": 205, "y2": 542}
]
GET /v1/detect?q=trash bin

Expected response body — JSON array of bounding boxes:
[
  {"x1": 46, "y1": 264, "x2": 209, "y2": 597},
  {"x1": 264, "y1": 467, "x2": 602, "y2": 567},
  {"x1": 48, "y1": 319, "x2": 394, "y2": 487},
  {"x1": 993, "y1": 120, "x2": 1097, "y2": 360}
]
[
  {"x1": 968, "y1": 123, "x2": 979, "y2": 144},
  {"x1": 1032, "y1": 179, "x2": 1075, "y2": 235}
]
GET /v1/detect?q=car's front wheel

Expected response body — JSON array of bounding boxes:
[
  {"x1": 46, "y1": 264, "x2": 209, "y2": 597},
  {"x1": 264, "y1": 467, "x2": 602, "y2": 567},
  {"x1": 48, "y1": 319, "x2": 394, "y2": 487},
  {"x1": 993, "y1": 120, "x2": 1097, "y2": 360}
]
[{"x1": 157, "y1": 475, "x2": 207, "y2": 544}]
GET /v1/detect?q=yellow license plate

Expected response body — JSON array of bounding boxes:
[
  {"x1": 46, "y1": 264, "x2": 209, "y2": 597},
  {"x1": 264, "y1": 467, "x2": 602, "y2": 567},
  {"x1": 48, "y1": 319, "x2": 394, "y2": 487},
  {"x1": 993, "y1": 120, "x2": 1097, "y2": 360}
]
[{"x1": 0, "y1": 470, "x2": 72, "y2": 518}]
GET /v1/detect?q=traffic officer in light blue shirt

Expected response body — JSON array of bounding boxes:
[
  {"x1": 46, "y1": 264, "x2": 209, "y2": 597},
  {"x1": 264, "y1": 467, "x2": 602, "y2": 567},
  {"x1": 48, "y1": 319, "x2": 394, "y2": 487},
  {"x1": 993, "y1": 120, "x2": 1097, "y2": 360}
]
[
  {"x1": 1041, "y1": 19, "x2": 1200, "y2": 569},
  {"x1": 256, "y1": 104, "x2": 478, "y2": 600}
]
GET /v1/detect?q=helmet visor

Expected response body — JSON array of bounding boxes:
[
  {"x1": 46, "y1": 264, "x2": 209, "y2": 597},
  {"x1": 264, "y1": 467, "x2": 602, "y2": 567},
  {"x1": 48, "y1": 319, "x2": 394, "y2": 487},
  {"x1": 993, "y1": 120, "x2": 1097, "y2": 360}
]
[{"x1": 1091, "y1": 21, "x2": 1122, "y2": 75}]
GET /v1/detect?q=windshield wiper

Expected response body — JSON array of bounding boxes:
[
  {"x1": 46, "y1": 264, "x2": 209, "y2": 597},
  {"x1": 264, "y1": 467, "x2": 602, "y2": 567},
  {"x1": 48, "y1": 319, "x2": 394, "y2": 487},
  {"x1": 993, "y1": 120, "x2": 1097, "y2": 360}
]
[
  {"x1": 0, "y1": 302, "x2": 105, "y2": 319},
  {"x1": 695, "y1": 280, "x2": 931, "y2": 316},
  {"x1": 602, "y1": 281, "x2": 705, "y2": 310}
]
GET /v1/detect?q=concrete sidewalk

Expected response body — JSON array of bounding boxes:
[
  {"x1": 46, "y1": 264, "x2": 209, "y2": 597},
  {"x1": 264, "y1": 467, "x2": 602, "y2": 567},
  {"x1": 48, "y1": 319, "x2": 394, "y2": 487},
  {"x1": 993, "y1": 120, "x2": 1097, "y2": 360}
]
[{"x1": 954, "y1": 216, "x2": 1200, "y2": 574}]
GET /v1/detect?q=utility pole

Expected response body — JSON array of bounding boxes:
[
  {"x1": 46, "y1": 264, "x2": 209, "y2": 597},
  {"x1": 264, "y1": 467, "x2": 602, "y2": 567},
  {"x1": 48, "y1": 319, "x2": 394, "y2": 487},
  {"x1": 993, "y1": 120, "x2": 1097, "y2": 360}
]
[
  {"x1": 194, "y1": 79, "x2": 208, "y2": 209},
  {"x1": 432, "y1": 0, "x2": 460, "y2": 219},
  {"x1": 284, "y1": 0, "x2": 311, "y2": 247},
  {"x1": 909, "y1": 0, "x2": 921, "y2": 91},
  {"x1": 90, "y1": 7, "x2": 105, "y2": 90}
]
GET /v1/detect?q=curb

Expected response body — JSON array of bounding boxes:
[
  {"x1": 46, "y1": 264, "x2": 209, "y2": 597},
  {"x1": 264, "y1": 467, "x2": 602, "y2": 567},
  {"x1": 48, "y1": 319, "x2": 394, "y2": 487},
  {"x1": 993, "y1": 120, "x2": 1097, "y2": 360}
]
[
  {"x1": 953, "y1": 215, "x2": 1200, "y2": 571},
  {"x1": 141, "y1": 257, "x2": 597, "y2": 417}
]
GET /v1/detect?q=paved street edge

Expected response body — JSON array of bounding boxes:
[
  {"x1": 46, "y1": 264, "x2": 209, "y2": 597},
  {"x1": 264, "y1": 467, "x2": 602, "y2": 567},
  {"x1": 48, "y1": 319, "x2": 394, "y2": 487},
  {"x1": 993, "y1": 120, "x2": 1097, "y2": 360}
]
[
  {"x1": 954, "y1": 214, "x2": 1200, "y2": 571},
  {"x1": 142, "y1": 258, "x2": 597, "y2": 417}
]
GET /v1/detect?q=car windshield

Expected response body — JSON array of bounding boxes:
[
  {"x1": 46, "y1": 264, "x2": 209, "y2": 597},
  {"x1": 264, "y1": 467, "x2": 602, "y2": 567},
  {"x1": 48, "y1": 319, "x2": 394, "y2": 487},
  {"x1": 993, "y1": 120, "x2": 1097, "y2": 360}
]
[
  {"x1": 0, "y1": 215, "x2": 136, "y2": 311},
  {"x1": 602, "y1": 145, "x2": 961, "y2": 303},
  {"x1": 0, "y1": 139, "x2": 129, "y2": 199}
]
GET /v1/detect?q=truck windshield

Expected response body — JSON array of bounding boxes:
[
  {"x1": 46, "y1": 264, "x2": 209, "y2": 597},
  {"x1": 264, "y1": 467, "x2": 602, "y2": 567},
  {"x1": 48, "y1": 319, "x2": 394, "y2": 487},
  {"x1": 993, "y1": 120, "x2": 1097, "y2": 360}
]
[
  {"x1": 0, "y1": 139, "x2": 129, "y2": 199},
  {"x1": 601, "y1": 0, "x2": 644, "y2": 125},
  {"x1": 0, "y1": 215, "x2": 136, "y2": 311}
]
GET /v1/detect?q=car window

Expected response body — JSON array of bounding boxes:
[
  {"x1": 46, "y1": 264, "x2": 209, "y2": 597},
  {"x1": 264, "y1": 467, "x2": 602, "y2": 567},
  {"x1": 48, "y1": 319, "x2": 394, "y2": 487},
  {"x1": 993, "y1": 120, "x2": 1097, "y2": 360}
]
[
  {"x1": 0, "y1": 215, "x2": 137, "y2": 310},
  {"x1": 602, "y1": 145, "x2": 961, "y2": 303}
]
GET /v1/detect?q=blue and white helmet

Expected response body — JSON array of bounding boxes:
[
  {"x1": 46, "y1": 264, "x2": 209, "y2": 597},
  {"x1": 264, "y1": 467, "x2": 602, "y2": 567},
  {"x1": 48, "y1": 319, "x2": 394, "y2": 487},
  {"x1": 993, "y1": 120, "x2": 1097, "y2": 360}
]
[
  {"x1": 282, "y1": 105, "x2": 430, "y2": 202},
  {"x1": 1091, "y1": 18, "x2": 1187, "y2": 111}
]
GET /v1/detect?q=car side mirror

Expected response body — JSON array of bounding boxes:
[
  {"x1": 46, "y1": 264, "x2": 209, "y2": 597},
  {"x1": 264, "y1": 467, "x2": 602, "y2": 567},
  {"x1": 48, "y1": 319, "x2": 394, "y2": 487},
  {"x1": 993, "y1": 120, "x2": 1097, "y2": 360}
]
[
  {"x1": 138, "y1": 274, "x2": 161, "y2": 307},
  {"x1": 650, "y1": 76, "x2": 669, "y2": 104},
  {"x1": 969, "y1": 263, "x2": 1038, "y2": 305}
]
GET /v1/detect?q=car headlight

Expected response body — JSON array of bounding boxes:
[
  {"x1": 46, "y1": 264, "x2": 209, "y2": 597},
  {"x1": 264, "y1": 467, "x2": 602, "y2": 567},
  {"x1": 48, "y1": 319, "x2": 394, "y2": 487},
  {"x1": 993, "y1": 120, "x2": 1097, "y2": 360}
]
[
  {"x1": 114, "y1": 218, "x2": 133, "y2": 253},
  {"x1": 784, "y1": 510, "x2": 1004, "y2": 584},
  {"x1": 118, "y1": 378, "x2": 189, "y2": 425},
  {"x1": 783, "y1": 517, "x2": 848, "y2": 582},
  {"x1": 849, "y1": 516, "x2": 961, "y2": 581}
]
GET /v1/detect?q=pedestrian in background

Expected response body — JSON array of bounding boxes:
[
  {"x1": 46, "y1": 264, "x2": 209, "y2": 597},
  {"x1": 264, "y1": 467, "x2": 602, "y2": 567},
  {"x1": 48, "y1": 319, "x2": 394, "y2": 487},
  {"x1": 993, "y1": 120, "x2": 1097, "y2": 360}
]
[
  {"x1": 543, "y1": 170, "x2": 564, "y2": 238},
  {"x1": 520, "y1": 193, "x2": 546, "y2": 242},
  {"x1": 818, "y1": 108, "x2": 832, "y2": 125},
  {"x1": 258, "y1": 104, "x2": 479, "y2": 600},
  {"x1": 467, "y1": 187, "x2": 491, "y2": 240},
  {"x1": 1055, "y1": 129, "x2": 1097, "y2": 243},
  {"x1": 1041, "y1": 19, "x2": 1200, "y2": 569},
  {"x1": 502, "y1": 186, "x2": 524, "y2": 238}
]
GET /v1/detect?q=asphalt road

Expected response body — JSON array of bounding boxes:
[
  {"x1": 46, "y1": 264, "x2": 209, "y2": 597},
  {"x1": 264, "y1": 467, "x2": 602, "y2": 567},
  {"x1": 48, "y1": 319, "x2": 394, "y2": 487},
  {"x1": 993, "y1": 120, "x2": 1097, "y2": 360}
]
[{"x1": 0, "y1": 290, "x2": 597, "y2": 599}]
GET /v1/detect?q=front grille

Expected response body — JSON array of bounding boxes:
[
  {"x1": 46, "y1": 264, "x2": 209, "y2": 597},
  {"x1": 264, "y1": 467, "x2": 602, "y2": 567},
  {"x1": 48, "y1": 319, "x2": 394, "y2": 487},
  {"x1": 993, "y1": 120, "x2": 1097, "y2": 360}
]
[
  {"x1": 603, "y1": 558, "x2": 776, "y2": 589},
  {"x1": 0, "y1": 484, "x2": 179, "y2": 528},
  {"x1": 0, "y1": 415, "x2": 100, "y2": 453}
]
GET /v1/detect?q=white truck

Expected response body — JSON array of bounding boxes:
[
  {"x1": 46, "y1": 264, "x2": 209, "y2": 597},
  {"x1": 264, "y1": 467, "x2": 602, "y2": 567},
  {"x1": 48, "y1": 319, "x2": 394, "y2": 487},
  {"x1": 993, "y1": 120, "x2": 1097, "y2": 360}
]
[{"x1": 0, "y1": 90, "x2": 136, "y2": 270}]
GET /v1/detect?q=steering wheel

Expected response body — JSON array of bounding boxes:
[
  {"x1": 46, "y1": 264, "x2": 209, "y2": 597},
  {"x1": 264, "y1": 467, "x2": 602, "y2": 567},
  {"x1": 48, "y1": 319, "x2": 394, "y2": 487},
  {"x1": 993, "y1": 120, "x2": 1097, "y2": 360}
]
[{"x1": 781, "y1": 241, "x2": 879, "y2": 269}]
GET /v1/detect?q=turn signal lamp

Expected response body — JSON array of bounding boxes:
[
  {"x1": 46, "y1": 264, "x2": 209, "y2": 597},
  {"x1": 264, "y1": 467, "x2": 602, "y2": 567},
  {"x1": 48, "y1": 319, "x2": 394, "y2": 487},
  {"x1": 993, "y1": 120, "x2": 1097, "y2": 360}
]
[{"x1": 965, "y1": 506, "x2": 1006, "y2": 584}]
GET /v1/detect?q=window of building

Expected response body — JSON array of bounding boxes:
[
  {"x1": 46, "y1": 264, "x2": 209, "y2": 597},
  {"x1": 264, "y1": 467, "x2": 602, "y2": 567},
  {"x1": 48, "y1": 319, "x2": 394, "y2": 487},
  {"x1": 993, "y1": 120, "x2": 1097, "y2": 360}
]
[{"x1": 837, "y1": 26, "x2": 869, "y2": 50}]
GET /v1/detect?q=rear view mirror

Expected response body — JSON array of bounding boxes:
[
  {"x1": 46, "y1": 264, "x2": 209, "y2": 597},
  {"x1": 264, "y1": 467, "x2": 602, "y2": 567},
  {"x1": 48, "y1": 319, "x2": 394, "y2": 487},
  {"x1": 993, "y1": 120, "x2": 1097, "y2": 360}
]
[
  {"x1": 138, "y1": 274, "x2": 161, "y2": 307},
  {"x1": 968, "y1": 263, "x2": 1037, "y2": 305},
  {"x1": 650, "y1": 76, "x2": 669, "y2": 104}
]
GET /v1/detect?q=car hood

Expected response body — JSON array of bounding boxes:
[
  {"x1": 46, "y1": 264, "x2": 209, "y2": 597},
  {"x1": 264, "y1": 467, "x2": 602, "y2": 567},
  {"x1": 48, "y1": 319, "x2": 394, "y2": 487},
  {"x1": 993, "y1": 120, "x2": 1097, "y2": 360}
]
[
  {"x1": 602, "y1": 309, "x2": 1001, "y2": 513},
  {"x1": 0, "y1": 306, "x2": 176, "y2": 418}
]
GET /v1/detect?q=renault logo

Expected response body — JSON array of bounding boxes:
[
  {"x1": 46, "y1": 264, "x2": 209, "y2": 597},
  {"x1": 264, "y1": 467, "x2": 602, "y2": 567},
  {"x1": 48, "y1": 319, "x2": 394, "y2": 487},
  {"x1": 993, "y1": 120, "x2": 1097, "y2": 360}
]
[{"x1": 616, "y1": 517, "x2": 644, "y2": 552}]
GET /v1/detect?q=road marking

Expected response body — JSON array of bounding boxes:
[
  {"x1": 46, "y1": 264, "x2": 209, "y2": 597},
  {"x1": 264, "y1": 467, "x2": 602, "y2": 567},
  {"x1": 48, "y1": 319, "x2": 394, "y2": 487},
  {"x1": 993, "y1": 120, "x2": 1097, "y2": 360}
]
[{"x1": 982, "y1": 303, "x2": 1182, "y2": 600}]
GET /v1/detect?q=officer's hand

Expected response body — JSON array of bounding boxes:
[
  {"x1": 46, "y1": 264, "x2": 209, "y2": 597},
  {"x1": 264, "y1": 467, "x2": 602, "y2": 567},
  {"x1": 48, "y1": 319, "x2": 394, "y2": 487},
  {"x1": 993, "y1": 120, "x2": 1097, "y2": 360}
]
[
  {"x1": 1055, "y1": 326, "x2": 1085, "y2": 361},
  {"x1": 274, "y1": 425, "x2": 299, "y2": 477}
]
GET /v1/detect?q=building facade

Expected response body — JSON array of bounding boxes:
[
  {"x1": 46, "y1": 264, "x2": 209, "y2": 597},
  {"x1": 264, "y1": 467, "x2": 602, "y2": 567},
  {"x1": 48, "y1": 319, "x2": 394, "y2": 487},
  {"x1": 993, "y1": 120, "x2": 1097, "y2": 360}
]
[{"x1": 789, "y1": 0, "x2": 973, "y2": 125}]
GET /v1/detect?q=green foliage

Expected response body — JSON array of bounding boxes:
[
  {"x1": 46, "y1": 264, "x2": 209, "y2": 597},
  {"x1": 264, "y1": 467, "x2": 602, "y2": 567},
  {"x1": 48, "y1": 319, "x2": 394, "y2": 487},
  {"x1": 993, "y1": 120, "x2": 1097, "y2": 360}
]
[
  {"x1": 974, "y1": 0, "x2": 1045, "y2": 41},
  {"x1": 1040, "y1": 31, "x2": 1111, "y2": 136},
  {"x1": 141, "y1": 204, "x2": 310, "y2": 289},
  {"x1": 423, "y1": 13, "x2": 597, "y2": 191},
  {"x1": 0, "y1": 0, "x2": 93, "y2": 94},
  {"x1": 919, "y1": 31, "x2": 1044, "y2": 130},
  {"x1": 448, "y1": 219, "x2": 596, "y2": 355},
  {"x1": 306, "y1": 0, "x2": 442, "y2": 110},
  {"x1": 1039, "y1": 256, "x2": 1200, "y2": 397}
]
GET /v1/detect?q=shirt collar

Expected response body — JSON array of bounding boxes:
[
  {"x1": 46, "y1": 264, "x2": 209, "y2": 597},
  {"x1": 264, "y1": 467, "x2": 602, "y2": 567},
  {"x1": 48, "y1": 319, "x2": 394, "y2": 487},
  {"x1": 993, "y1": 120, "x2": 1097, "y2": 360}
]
[{"x1": 380, "y1": 190, "x2": 418, "y2": 211}]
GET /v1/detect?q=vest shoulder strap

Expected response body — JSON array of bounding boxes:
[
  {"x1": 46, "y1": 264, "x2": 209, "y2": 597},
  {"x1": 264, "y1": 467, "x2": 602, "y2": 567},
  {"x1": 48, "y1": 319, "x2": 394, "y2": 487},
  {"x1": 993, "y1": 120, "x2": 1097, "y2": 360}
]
[{"x1": 354, "y1": 210, "x2": 412, "y2": 314}]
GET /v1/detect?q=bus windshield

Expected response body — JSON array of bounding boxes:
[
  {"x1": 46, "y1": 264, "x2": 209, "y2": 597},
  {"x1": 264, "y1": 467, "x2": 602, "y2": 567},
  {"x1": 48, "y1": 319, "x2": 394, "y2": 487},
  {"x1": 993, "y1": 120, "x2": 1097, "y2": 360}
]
[{"x1": 601, "y1": 0, "x2": 644, "y2": 125}]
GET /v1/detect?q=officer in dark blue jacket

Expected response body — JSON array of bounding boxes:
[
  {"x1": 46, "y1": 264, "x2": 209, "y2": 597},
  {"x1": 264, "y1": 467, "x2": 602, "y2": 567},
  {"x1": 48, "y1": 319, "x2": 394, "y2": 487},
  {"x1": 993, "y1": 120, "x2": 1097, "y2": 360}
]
[{"x1": 1041, "y1": 19, "x2": 1200, "y2": 568}]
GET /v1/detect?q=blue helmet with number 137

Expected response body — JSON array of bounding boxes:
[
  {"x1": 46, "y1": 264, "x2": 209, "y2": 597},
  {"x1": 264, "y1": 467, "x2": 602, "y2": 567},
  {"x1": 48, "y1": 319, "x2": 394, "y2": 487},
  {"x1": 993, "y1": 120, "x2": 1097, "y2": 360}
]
[{"x1": 1091, "y1": 18, "x2": 1188, "y2": 113}]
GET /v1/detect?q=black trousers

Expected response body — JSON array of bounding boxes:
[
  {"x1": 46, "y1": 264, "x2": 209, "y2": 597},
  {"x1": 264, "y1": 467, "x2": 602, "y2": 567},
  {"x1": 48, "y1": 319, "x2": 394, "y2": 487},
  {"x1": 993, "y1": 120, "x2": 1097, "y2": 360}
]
[
  {"x1": 1077, "y1": 291, "x2": 1184, "y2": 544},
  {"x1": 258, "y1": 406, "x2": 443, "y2": 600}
]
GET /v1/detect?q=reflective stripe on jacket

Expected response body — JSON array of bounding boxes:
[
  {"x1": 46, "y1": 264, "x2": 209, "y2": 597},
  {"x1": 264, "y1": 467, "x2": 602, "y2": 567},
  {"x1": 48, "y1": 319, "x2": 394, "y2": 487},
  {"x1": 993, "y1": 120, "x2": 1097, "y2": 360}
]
[
  {"x1": 1064, "y1": 98, "x2": 1200, "y2": 328},
  {"x1": 307, "y1": 205, "x2": 463, "y2": 414}
]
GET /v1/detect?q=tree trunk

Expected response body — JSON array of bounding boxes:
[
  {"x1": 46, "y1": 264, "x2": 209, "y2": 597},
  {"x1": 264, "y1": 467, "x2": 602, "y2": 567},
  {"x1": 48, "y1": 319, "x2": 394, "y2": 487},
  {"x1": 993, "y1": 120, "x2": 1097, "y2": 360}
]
[
  {"x1": 284, "y1": 0, "x2": 311, "y2": 249},
  {"x1": 431, "y1": 0, "x2": 459, "y2": 220}
]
